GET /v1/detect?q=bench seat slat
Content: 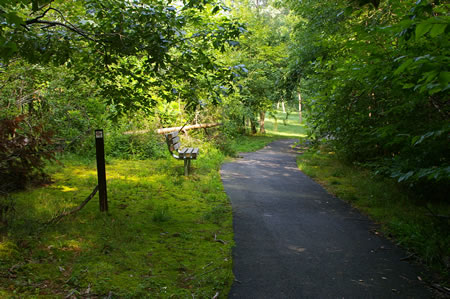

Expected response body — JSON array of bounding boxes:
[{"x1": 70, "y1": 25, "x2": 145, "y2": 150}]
[
  {"x1": 179, "y1": 147, "x2": 199, "y2": 159},
  {"x1": 185, "y1": 148, "x2": 193, "y2": 158},
  {"x1": 179, "y1": 148, "x2": 188, "y2": 159},
  {"x1": 191, "y1": 148, "x2": 199, "y2": 158}
]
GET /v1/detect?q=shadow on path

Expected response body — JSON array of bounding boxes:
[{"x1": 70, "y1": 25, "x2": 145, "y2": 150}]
[{"x1": 221, "y1": 139, "x2": 430, "y2": 298}]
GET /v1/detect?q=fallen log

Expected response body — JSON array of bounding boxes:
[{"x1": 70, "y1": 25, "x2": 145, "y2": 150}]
[
  {"x1": 156, "y1": 123, "x2": 221, "y2": 134},
  {"x1": 123, "y1": 123, "x2": 221, "y2": 135}
]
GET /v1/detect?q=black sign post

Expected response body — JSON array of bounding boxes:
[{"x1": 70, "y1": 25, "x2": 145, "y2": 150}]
[{"x1": 95, "y1": 129, "x2": 108, "y2": 212}]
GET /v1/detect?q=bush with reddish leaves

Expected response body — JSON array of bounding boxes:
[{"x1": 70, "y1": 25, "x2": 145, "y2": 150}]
[{"x1": 0, "y1": 114, "x2": 55, "y2": 192}]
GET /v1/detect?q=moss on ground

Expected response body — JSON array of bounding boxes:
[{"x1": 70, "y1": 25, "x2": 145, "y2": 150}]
[
  {"x1": 0, "y1": 110, "x2": 306, "y2": 297},
  {"x1": 0, "y1": 143, "x2": 233, "y2": 298}
]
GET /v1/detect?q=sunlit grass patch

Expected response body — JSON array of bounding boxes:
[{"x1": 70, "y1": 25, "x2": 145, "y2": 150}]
[
  {"x1": 297, "y1": 148, "x2": 450, "y2": 282},
  {"x1": 229, "y1": 110, "x2": 308, "y2": 154},
  {"x1": 265, "y1": 110, "x2": 307, "y2": 139},
  {"x1": 0, "y1": 145, "x2": 233, "y2": 298},
  {"x1": 229, "y1": 135, "x2": 279, "y2": 154}
]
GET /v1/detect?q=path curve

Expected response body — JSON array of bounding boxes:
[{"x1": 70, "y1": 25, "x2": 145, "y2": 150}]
[{"x1": 220, "y1": 139, "x2": 430, "y2": 298}]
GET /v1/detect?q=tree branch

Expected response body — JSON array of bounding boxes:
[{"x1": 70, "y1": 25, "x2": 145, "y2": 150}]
[
  {"x1": 25, "y1": 19, "x2": 99, "y2": 43},
  {"x1": 45, "y1": 185, "x2": 99, "y2": 225}
]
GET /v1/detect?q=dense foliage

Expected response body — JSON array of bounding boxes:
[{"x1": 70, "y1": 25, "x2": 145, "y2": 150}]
[
  {"x1": 0, "y1": 0, "x2": 248, "y2": 192},
  {"x1": 283, "y1": 0, "x2": 449, "y2": 194},
  {"x1": 1, "y1": 0, "x2": 448, "y2": 193},
  {"x1": 1, "y1": 0, "x2": 449, "y2": 294},
  {"x1": 0, "y1": 114, "x2": 54, "y2": 192}
]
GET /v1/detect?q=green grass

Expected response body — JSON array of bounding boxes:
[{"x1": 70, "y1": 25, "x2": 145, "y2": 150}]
[
  {"x1": 228, "y1": 110, "x2": 307, "y2": 154},
  {"x1": 0, "y1": 111, "x2": 305, "y2": 298},
  {"x1": 265, "y1": 111, "x2": 307, "y2": 138},
  {"x1": 297, "y1": 148, "x2": 450, "y2": 283},
  {"x1": 9, "y1": 109, "x2": 442, "y2": 297},
  {"x1": 0, "y1": 142, "x2": 233, "y2": 298}
]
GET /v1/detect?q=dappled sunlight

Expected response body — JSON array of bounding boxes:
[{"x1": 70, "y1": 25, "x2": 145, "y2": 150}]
[
  {"x1": 268, "y1": 131, "x2": 307, "y2": 138},
  {"x1": 107, "y1": 173, "x2": 140, "y2": 182},
  {"x1": 263, "y1": 111, "x2": 307, "y2": 139},
  {"x1": 3, "y1": 156, "x2": 234, "y2": 297},
  {"x1": 54, "y1": 239, "x2": 84, "y2": 252},
  {"x1": 0, "y1": 240, "x2": 18, "y2": 258},
  {"x1": 70, "y1": 168, "x2": 97, "y2": 179},
  {"x1": 56, "y1": 185, "x2": 79, "y2": 192}
]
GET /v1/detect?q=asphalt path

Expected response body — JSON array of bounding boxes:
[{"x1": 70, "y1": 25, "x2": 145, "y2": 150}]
[{"x1": 220, "y1": 139, "x2": 431, "y2": 298}]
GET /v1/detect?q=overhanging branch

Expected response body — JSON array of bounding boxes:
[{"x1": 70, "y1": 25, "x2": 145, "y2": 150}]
[{"x1": 25, "y1": 19, "x2": 99, "y2": 43}]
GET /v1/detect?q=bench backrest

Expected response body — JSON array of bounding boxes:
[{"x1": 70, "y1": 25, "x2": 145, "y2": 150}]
[{"x1": 166, "y1": 131, "x2": 180, "y2": 153}]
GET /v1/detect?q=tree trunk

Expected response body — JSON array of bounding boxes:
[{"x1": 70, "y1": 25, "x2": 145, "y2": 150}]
[
  {"x1": 277, "y1": 102, "x2": 280, "y2": 110},
  {"x1": 297, "y1": 91, "x2": 302, "y2": 123},
  {"x1": 251, "y1": 119, "x2": 257, "y2": 134},
  {"x1": 259, "y1": 111, "x2": 266, "y2": 134},
  {"x1": 281, "y1": 101, "x2": 286, "y2": 113}
]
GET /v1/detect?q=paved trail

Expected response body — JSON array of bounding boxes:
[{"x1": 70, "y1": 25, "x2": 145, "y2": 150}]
[{"x1": 220, "y1": 139, "x2": 431, "y2": 298}]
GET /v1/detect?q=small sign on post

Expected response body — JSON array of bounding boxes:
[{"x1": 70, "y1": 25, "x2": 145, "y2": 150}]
[{"x1": 95, "y1": 129, "x2": 108, "y2": 212}]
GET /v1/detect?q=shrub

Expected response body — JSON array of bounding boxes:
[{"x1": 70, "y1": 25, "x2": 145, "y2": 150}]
[
  {"x1": 0, "y1": 114, "x2": 55, "y2": 192},
  {"x1": 105, "y1": 130, "x2": 166, "y2": 160}
]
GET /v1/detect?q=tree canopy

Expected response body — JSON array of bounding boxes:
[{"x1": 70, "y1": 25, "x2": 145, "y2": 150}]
[
  {"x1": 1, "y1": 0, "x2": 449, "y2": 193},
  {"x1": 1, "y1": 0, "x2": 245, "y2": 114},
  {"x1": 283, "y1": 0, "x2": 449, "y2": 191}
]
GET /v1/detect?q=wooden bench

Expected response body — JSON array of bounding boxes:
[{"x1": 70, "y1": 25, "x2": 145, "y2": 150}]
[{"x1": 165, "y1": 131, "x2": 199, "y2": 175}]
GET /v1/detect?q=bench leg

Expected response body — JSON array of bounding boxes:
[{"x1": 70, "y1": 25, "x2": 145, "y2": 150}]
[{"x1": 184, "y1": 159, "x2": 191, "y2": 176}]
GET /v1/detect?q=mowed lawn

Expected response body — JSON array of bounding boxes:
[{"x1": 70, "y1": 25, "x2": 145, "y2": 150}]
[
  {"x1": 265, "y1": 110, "x2": 307, "y2": 139},
  {"x1": 227, "y1": 110, "x2": 307, "y2": 154}
]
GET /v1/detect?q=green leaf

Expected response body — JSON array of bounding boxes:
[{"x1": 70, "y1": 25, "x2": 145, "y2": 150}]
[
  {"x1": 5, "y1": 12, "x2": 24, "y2": 25},
  {"x1": 398, "y1": 171, "x2": 414, "y2": 182},
  {"x1": 344, "y1": 6, "x2": 353, "y2": 16},
  {"x1": 438, "y1": 71, "x2": 450, "y2": 85},
  {"x1": 394, "y1": 58, "x2": 413, "y2": 75},
  {"x1": 415, "y1": 23, "x2": 432, "y2": 39},
  {"x1": 402, "y1": 83, "x2": 414, "y2": 89},
  {"x1": 212, "y1": 6, "x2": 220, "y2": 14},
  {"x1": 429, "y1": 23, "x2": 446, "y2": 38}
]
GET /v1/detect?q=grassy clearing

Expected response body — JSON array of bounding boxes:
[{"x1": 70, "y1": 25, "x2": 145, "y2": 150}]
[
  {"x1": 296, "y1": 148, "x2": 450, "y2": 283},
  {"x1": 0, "y1": 141, "x2": 233, "y2": 298},
  {"x1": 228, "y1": 110, "x2": 307, "y2": 154},
  {"x1": 265, "y1": 110, "x2": 306, "y2": 138},
  {"x1": 0, "y1": 110, "x2": 304, "y2": 298}
]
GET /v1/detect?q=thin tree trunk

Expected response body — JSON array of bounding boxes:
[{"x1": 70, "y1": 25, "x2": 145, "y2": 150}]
[
  {"x1": 251, "y1": 119, "x2": 257, "y2": 134},
  {"x1": 259, "y1": 111, "x2": 266, "y2": 134},
  {"x1": 298, "y1": 91, "x2": 302, "y2": 123},
  {"x1": 277, "y1": 102, "x2": 280, "y2": 110},
  {"x1": 281, "y1": 101, "x2": 286, "y2": 113},
  {"x1": 178, "y1": 96, "x2": 181, "y2": 122}
]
